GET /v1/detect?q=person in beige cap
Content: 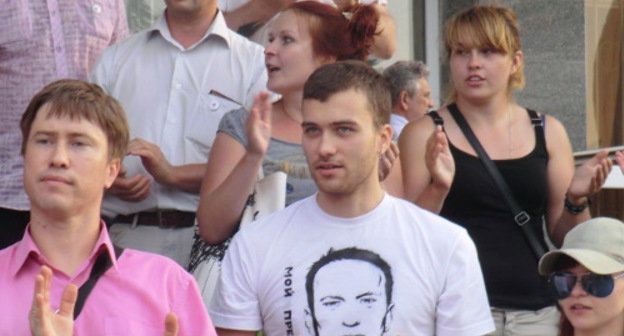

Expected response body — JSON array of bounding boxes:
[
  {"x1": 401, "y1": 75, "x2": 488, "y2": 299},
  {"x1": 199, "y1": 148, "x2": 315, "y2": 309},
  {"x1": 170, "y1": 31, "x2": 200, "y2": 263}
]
[{"x1": 538, "y1": 217, "x2": 624, "y2": 336}]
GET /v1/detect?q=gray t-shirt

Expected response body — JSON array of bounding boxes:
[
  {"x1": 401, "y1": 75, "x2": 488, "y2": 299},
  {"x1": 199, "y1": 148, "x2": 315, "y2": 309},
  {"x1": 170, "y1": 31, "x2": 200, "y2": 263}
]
[{"x1": 218, "y1": 108, "x2": 317, "y2": 206}]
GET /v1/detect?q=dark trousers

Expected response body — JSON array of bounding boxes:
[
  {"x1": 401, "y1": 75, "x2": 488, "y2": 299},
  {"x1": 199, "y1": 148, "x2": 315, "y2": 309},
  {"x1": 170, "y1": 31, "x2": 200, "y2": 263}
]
[{"x1": 0, "y1": 207, "x2": 29, "y2": 249}]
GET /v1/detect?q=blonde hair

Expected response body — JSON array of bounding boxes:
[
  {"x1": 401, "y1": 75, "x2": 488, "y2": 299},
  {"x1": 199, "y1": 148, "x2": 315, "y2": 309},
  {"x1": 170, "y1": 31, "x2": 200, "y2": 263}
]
[{"x1": 444, "y1": 5, "x2": 525, "y2": 103}]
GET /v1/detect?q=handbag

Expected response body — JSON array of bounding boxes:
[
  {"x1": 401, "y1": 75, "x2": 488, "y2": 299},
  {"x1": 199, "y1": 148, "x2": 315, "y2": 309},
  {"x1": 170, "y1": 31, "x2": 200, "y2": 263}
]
[
  {"x1": 447, "y1": 103, "x2": 547, "y2": 260},
  {"x1": 188, "y1": 170, "x2": 287, "y2": 305}
]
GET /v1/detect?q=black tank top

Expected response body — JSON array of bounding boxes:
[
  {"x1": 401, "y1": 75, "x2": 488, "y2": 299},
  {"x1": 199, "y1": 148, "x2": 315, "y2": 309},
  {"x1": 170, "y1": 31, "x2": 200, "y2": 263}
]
[{"x1": 429, "y1": 108, "x2": 554, "y2": 309}]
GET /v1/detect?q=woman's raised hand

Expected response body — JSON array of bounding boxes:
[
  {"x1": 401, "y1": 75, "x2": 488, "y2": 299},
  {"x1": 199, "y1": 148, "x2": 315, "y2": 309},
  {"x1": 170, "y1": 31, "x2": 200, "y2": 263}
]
[
  {"x1": 245, "y1": 92, "x2": 273, "y2": 157},
  {"x1": 425, "y1": 126, "x2": 455, "y2": 191},
  {"x1": 616, "y1": 151, "x2": 624, "y2": 174},
  {"x1": 568, "y1": 150, "x2": 613, "y2": 200}
]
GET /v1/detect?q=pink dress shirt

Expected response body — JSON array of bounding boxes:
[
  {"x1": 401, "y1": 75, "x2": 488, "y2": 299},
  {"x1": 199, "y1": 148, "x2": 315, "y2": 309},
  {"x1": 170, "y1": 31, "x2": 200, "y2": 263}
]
[
  {"x1": 0, "y1": 223, "x2": 217, "y2": 335},
  {"x1": 0, "y1": 0, "x2": 128, "y2": 211}
]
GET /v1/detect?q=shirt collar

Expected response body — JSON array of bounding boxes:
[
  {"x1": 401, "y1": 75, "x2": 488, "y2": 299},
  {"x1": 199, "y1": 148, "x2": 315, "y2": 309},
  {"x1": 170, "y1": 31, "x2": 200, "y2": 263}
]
[
  {"x1": 10, "y1": 221, "x2": 120, "y2": 277},
  {"x1": 149, "y1": 9, "x2": 232, "y2": 50},
  {"x1": 391, "y1": 113, "x2": 409, "y2": 126}
]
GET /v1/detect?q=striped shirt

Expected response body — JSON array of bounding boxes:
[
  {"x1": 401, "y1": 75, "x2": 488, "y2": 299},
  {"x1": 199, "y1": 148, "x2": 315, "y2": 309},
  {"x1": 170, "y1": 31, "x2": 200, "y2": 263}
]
[{"x1": 0, "y1": 0, "x2": 128, "y2": 210}]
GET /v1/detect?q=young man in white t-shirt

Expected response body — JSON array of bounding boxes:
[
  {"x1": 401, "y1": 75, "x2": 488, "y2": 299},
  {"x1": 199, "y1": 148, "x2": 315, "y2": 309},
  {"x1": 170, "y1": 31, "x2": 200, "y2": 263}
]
[{"x1": 209, "y1": 60, "x2": 494, "y2": 336}]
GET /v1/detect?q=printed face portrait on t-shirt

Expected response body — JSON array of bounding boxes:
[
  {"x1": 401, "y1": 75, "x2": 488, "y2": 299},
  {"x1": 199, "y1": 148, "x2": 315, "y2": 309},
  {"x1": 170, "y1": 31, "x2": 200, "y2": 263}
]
[{"x1": 304, "y1": 247, "x2": 394, "y2": 336}]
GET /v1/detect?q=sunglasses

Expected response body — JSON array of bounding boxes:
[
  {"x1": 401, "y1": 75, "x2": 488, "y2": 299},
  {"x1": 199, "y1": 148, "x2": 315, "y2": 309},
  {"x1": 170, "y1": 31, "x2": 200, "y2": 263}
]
[{"x1": 549, "y1": 271, "x2": 624, "y2": 299}]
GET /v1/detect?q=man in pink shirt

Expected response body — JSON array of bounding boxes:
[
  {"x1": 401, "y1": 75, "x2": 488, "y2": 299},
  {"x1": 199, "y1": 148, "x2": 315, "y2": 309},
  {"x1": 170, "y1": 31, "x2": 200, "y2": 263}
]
[
  {"x1": 0, "y1": 0, "x2": 128, "y2": 249},
  {"x1": 0, "y1": 80, "x2": 217, "y2": 335}
]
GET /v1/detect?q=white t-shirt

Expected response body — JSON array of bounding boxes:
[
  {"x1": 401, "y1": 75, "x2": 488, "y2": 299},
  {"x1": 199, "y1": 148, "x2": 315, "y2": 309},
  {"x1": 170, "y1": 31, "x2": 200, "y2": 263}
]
[{"x1": 210, "y1": 194, "x2": 494, "y2": 336}]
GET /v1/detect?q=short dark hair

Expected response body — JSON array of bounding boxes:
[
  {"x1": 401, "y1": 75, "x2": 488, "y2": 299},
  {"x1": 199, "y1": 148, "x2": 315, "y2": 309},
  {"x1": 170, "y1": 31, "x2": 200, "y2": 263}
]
[
  {"x1": 20, "y1": 79, "x2": 129, "y2": 160},
  {"x1": 303, "y1": 60, "x2": 391, "y2": 127},
  {"x1": 305, "y1": 247, "x2": 393, "y2": 335}
]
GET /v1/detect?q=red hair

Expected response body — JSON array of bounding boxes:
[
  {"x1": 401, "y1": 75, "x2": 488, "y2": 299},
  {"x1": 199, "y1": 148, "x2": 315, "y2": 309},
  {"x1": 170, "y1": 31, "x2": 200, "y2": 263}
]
[{"x1": 287, "y1": 1, "x2": 378, "y2": 62}]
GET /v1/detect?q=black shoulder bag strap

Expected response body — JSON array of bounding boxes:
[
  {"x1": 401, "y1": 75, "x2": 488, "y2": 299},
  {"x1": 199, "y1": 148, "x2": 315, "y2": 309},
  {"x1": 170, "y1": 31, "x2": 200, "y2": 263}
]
[
  {"x1": 73, "y1": 244, "x2": 124, "y2": 319},
  {"x1": 447, "y1": 103, "x2": 546, "y2": 260},
  {"x1": 427, "y1": 110, "x2": 445, "y2": 127}
]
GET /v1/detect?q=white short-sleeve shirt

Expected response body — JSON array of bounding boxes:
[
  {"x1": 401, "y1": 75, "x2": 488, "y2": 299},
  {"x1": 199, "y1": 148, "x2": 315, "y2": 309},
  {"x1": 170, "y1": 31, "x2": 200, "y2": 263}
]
[{"x1": 210, "y1": 194, "x2": 494, "y2": 336}]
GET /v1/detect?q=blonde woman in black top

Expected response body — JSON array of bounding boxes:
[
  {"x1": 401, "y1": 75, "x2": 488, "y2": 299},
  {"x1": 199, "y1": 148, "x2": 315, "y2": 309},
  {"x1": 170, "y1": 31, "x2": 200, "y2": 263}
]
[{"x1": 399, "y1": 5, "x2": 612, "y2": 335}]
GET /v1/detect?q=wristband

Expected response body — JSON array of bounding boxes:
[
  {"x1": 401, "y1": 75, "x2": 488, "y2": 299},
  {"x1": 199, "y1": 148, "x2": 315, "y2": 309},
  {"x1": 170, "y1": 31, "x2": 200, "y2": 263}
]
[{"x1": 564, "y1": 196, "x2": 590, "y2": 215}]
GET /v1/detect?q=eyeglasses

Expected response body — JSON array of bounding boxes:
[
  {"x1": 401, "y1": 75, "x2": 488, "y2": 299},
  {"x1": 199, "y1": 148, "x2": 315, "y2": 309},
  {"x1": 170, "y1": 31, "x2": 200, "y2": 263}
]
[{"x1": 549, "y1": 271, "x2": 624, "y2": 299}]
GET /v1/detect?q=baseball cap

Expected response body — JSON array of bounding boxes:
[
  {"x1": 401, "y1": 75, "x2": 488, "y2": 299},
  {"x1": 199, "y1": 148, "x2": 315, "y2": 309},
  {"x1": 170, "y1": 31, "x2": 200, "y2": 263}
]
[{"x1": 538, "y1": 217, "x2": 624, "y2": 275}]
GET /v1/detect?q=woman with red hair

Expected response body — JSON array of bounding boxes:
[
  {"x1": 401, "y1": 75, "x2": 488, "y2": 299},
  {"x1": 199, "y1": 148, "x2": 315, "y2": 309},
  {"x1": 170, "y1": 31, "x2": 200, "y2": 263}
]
[{"x1": 191, "y1": 1, "x2": 399, "y2": 305}]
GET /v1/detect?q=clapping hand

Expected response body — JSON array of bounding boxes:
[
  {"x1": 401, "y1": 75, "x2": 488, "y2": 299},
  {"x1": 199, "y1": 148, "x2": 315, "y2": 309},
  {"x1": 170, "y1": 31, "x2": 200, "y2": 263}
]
[
  {"x1": 616, "y1": 151, "x2": 624, "y2": 173},
  {"x1": 29, "y1": 266, "x2": 76, "y2": 336},
  {"x1": 245, "y1": 92, "x2": 272, "y2": 157},
  {"x1": 425, "y1": 126, "x2": 454, "y2": 190},
  {"x1": 379, "y1": 142, "x2": 399, "y2": 181},
  {"x1": 29, "y1": 266, "x2": 179, "y2": 336},
  {"x1": 567, "y1": 150, "x2": 612, "y2": 200},
  {"x1": 163, "y1": 313, "x2": 179, "y2": 336}
]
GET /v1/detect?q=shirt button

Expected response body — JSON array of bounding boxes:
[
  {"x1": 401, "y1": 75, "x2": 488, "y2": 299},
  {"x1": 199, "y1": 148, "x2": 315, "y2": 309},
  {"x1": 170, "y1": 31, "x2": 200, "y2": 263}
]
[
  {"x1": 175, "y1": 83, "x2": 182, "y2": 89},
  {"x1": 93, "y1": 4, "x2": 102, "y2": 13},
  {"x1": 209, "y1": 100, "x2": 219, "y2": 110}
]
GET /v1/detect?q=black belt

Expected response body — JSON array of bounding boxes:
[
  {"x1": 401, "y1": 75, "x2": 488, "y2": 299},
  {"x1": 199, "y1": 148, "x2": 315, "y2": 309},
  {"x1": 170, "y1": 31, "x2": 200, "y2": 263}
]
[{"x1": 114, "y1": 210, "x2": 195, "y2": 228}]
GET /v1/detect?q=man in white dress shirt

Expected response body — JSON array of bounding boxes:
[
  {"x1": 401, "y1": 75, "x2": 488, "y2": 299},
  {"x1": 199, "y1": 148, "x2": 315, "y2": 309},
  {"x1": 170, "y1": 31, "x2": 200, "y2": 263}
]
[{"x1": 91, "y1": 0, "x2": 268, "y2": 266}]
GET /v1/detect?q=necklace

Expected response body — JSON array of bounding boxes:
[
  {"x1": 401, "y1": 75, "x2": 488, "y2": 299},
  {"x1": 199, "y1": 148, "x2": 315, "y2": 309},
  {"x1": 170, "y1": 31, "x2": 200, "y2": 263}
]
[
  {"x1": 277, "y1": 99, "x2": 302, "y2": 124},
  {"x1": 507, "y1": 105, "x2": 515, "y2": 159}
]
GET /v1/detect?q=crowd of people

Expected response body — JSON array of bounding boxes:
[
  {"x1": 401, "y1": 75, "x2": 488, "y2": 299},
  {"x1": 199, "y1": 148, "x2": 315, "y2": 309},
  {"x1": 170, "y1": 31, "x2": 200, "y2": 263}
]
[{"x1": 1, "y1": 1, "x2": 624, "y2": 335}]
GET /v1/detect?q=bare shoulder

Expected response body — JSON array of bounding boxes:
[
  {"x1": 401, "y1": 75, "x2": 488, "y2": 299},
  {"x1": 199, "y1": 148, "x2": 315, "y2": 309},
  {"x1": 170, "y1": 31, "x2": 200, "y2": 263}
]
[
  {"x1": 398, "y1": 112, "x2": 438, "y2": 147},
  {"x1": 543, "y1": 113, "x2": 567, "y2": 134},
  {"x1": 542, "y1": 113, "x2": 572, "y2": 151}
]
